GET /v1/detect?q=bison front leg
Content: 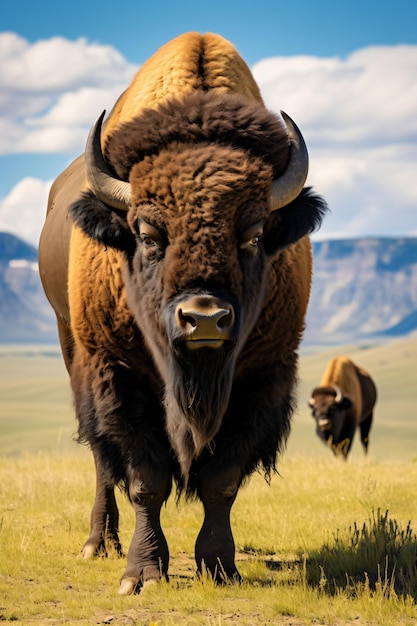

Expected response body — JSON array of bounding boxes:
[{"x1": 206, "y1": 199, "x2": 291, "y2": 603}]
[
  {"x1": 195, "y1": 466, "x2": 242, "y2": 584},
  {"x1": 119, "y1": 465, "x2": 172, "y2": 595},
  {"x1": 360, "y1": 412, "x2": 373, "y2": 453},
  {"x1": 82, "y1": 450, "x2": 122, "y2": 559}
]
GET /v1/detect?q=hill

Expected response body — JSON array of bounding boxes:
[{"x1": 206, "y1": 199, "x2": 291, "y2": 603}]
[
  {"x1": 1, "y1": 232, "x2": 417, "y2": 344},
  {"x1": 304, "y1": 236, "x2": 417, "y2": 344},
  {"x1": 0, "y1": 232, "x2": 57, "y2": 343}
]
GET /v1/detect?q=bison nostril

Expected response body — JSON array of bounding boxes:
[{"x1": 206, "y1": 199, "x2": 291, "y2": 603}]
[
  {"x1": 175, "y1": 297, "x2": 235, "y2": 340},
  {"x1": 178, "y1": 310, "x2": 197, "y2": 330},
  {"x1": 217, "y1": 309, "x2": 234, "y2": 330}
]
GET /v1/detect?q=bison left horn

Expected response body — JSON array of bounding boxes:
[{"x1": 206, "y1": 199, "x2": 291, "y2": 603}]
[
  {"x1": 333, "y1": 385, "x2": 343, "y2": 404},
  {"x1": 269, "y1": 111, "x2": 309, "y2": 211},
  {"x1": 85, "y1": 110, "x2": 131, "y2": 211}
]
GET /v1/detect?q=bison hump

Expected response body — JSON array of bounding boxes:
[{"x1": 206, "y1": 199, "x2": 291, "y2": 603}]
[{"x1": 104, "y1": 32, "x2": 264, "y2": 138}]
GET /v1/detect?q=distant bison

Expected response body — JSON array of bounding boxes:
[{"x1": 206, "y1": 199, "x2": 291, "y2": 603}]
[
  {"x1": 38, "y1": 32, "x2": 327, "y2": 594},
  {"x1": 308, "y1": 356, "x2": 377, "y2": 458}
]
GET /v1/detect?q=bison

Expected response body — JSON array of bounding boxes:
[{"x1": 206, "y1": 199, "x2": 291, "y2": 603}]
[
  {"x1": 308, "y1": 356, "x2": 377, "y2": 458},
  {"x1": 38, "y1": 32, "x2": 327, "y2": 594}
]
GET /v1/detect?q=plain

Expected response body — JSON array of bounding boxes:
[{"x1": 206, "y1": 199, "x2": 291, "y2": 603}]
[{"x1": 0, "y1": 336, "x2": 416, "y2": 625}]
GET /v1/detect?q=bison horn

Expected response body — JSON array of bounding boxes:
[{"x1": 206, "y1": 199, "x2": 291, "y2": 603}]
[
  {"x1": 269, "y1": 111, "x2": 309, "y2": 211},
  {"x1": 332, "y1": 385, "x2": 343, "y2": 403},
  {"x1": 85, "y1": 109, "x2": 307, "y2": 212},
  {"x1": 85, "y1": 110, "x2": 131, "y2": 211}
]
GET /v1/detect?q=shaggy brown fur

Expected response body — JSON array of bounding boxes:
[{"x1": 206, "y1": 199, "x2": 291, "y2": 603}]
[
  {"x1": 309, "y1": 356, "x2": 377, "y2": 458},
  {"x1": 105, "y1": 90, "x2": 290, "y2": 181},
  {"x1": 39, "y1": 32, "x2": 327, "y2": 595}
]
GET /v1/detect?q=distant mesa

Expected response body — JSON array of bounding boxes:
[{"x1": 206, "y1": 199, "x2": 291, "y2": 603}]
[{"x1": 1, "y1": 232, "x2": 417, "y2": 345}]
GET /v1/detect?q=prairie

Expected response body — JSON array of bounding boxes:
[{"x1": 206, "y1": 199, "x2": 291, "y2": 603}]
[{"x1": 0, "y1": 336, "x2": 416, "y2": 625}]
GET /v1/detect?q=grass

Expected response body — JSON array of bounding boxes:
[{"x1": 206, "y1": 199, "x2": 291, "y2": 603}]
[
  {"x1": 1, "y1": 336, "x2": 416, "y2": 461},
  {"x1": 0, "y1": 454, "x2": 416, "y2": 625},
  {"x1": 0, "y1": 337, "x2": 416, "y2": 624},
  {"x1": 306, "y1": 508, "x2": 417, "y2": 598}
]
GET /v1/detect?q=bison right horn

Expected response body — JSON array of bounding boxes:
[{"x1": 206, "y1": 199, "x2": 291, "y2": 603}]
[
  {"x1": 269, "y1": 111, "x2": 309, "y2": 211},
  {"x1": 85, "y1": 110, "x2": 131, "y2": 211}
]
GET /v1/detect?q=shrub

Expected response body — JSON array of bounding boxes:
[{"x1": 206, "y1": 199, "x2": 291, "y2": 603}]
[{"x1": 306, "y1": 508, "x2": 417, "y2": 600}]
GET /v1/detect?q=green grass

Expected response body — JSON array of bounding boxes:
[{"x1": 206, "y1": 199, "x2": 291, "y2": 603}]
[
  {"x1": 0, "y1": 454, "x2": 416, "y2": 625},
  {"x1": 0, "y1": 338, "x2": 416, "y2": 624},
  {"x1": 306, "y1": 508, "x2": 417, "y2": 598}
]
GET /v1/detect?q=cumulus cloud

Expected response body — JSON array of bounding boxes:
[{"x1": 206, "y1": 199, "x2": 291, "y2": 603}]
[
  {"x1": 0, "y1": 32, "x2": 138, "y2": 245},
  {"x1": 0, "y1": 32, "x2": 138, "y2": 155},
  {"x1": 0, "y1": 33, "x2": 416, "y2": 246},
  {"x1": 253, "y1": 46, "x2": 417, "y2": 146},
  {"x1": 0, "y1": 177, "x2": 52, "y2": 245},
  {"x1": 252, "y1": 45, "x2": 417, "y2": 239}
]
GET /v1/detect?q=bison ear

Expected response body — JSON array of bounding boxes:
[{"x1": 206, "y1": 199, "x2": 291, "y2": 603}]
[
  {"x1": 262, "y1": 188, "x2": 328, "y2": 256},
  {"x1": 69, "y1": 191, "x2": 135, "y2": 253}
]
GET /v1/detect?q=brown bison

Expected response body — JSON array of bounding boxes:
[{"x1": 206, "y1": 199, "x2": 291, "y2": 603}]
[
  {"x1": 38, "y1": 32, "x2": 327, "y2": 594},
  {"x1": 308, "y1": 356, "x2": 377, "y2": 458}
]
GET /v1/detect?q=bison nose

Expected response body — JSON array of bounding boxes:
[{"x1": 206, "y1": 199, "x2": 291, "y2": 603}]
[{"x1": 175, "y1": 296, "x2": 235, "y2": 348}]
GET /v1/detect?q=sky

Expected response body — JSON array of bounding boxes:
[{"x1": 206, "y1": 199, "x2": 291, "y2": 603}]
[{"x1": 1, "y1": 0, "x2": 416, "y2": 246}]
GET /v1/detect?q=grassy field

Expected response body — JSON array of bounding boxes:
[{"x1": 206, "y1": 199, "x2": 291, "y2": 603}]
[
  {"x1": 1, "y1": 336, "x2": 415, "y2": 461},
  {"x1": 0, "y1": 337, "x2": 416, "y2": 624}
]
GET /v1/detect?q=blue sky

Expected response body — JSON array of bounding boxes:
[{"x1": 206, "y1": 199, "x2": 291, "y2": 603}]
[
  {"x1": 3, "y1": 0, "x2": 416, "y2": 63},
  {"x1": 1, "y1": 0, "x2": 417, "y2": 244}
]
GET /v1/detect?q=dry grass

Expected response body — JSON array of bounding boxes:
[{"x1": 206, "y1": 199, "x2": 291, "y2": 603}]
[
  {"x1": 0, "y1": 337, "x2": 416, "y2": 624},
  {"x1": 0, "y1": 453, "x2": 416, "y2": 625}
]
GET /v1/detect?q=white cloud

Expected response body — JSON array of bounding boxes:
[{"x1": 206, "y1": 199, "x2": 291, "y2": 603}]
[
  {"x1": 252, "y1": 45, "x2": 417, "y2": 240},
  {"x1": 27, "y1": 87, "x2": 123, "y2": 127},
  {"x1": 0, "y1": 32, "x2": 136, "y2": 91},
  {"x1": 0, "y1": 33, "x2": 416, "y2": 245},
  {"x1": 0, "y1": 32, "x2": 138, "y2": 155},
  {"x1": 253, "y1": 45, "x2": 417, "y2": 147},
  {"x1": 0, "y1": 177, "x2": 52, "y2": 246},
  {"x1": 306, "y1": 143, "x2": 417, "y2": 239}
]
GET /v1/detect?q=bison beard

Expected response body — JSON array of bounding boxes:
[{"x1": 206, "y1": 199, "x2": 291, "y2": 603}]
[{"x1": 164, "y1": 345, "x2": 236, "y2": 476}]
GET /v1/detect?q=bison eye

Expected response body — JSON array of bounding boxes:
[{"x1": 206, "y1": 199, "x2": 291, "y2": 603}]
[
  {"x1": 138, "y1": 221, "x2": 165, "y2": 257},
  {"x1": 140, "y1": 234, "x2": 157, "y2": 248},
  {"x1": 240, "y1": 222, "x2": 264, "y2": 254}
]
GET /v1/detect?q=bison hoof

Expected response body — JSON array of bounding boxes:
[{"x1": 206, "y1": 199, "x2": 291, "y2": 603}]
[
  {"x1": 81, "y1": 536, "x2": 123, "y2": 559},
  {"x1": 118, "y1": 576, "x2": 160, "y2": 595},
  {"x1": 118, "y1": 577, "x2": 140, "y2": 595},
  {"x1": 215, "y1": 569, "x2": 242, "y2": 585},
  {"x1": 81, "y1": 542, "x2": 103, "y2": 559},
  {"x1": 198, "y1": 561, "x2": 242, "y2": 585}
]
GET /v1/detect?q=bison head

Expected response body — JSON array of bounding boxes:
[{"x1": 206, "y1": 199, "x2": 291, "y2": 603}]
[
  {"x1": 308, "y1": 386, "x2": 353, "y2": 444},
  {"x1": 71, "y1": 90, "x2": 326, "y2": 474}
]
